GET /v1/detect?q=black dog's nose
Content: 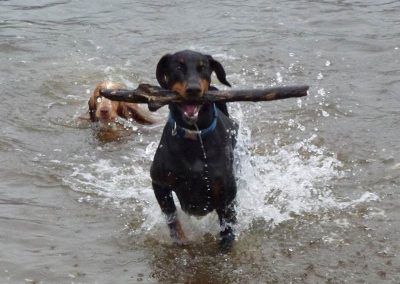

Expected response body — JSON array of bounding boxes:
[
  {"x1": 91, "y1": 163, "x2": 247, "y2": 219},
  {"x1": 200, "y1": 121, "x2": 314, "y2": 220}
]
[{"x1": 186, "y1": 85, "x2": 202, "y2": 97}]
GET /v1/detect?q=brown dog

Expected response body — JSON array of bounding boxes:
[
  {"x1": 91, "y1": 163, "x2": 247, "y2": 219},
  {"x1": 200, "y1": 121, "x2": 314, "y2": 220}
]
[{"x1": 88, "y1": 81, "x2": 154, "y2": 125}]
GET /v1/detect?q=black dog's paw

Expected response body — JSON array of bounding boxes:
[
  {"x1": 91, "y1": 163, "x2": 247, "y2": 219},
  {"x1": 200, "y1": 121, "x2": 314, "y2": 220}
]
[{"x1": 219, "y1": 227, "x2": 235, "y2": 253}]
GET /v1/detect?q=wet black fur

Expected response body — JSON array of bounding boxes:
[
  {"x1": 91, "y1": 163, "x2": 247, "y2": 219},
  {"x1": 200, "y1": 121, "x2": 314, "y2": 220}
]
[{"x1": 150, "y1": 50, "x2": 238, "y2": 251}]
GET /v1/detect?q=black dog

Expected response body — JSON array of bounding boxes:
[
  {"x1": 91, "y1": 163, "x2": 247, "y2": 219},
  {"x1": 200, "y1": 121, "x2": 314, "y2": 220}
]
[{"x1": 150, "y1": 50, "x2": 238, "y2": 251}]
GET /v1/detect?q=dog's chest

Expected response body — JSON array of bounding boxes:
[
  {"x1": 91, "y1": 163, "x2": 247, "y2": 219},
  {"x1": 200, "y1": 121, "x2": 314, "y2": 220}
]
[
  {"x1": 162, "y1": 137, "x2": 232, "y2": 179},
  {"x1": 151, "y1": 121, "x2": 236, "y2": 185}
]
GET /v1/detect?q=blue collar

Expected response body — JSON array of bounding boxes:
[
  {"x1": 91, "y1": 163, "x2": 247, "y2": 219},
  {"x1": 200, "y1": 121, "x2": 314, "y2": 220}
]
[{"x1": 168, "y1": 104, "x2": 218, "y2": 140}]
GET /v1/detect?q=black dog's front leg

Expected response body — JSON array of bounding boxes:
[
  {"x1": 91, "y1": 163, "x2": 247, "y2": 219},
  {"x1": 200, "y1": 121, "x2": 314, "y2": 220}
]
[
  {"x1": 217, "y1": 201, "x2": 237, "y2": 252},
  {"x1": 152, "y1": 182, "x2": 187, "y2": 245}
]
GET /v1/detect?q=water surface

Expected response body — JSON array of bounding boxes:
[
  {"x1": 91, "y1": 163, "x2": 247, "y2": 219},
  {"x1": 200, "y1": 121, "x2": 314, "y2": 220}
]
[{"x1": 1, "y1": 0, "x2": 399, "y2": 282}]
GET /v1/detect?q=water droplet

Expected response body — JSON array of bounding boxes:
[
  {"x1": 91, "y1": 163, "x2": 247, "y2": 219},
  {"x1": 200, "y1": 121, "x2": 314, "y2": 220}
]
[
  {"x1": 195, "y1": 124, "x2": 212, "y2": 191},
  {"x1": 297, "y1": 98, "x2": 302, "y2": 108},
  {"x1": 322, "y1": 110, "x2": 329, "y2": 117},
  {"x1": 276, "y1": 72, "x2": 283, "y2": 83},
  {"x1": 317, "y1": 88, "x2": 326, "y2": 96}
]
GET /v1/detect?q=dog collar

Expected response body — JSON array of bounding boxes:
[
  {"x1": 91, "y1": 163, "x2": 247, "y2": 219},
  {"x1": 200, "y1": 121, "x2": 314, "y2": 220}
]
[{"x1": 168, "y1": 104, "x2": 218, "y2": 140}]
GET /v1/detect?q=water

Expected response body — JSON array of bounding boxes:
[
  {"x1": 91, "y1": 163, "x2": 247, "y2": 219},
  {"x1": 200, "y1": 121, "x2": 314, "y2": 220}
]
[
  {"x1": 194, "y1": 123, "x2": 212, "y2": 194},
  {"x1": 1, "y1": 0, "x2": 399, "y2": 282}
]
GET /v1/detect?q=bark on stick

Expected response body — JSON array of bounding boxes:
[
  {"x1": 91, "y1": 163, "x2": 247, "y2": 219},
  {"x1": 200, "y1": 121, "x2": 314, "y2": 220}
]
[{"x1": 100, "y1": 83, "x2": 309, "y2": 111}]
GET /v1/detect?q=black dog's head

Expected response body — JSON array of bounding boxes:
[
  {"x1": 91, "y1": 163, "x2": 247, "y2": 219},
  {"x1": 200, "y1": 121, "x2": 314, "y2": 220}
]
[{"x1": 156, "y1": 50, "x2": 231, "y2": 126}]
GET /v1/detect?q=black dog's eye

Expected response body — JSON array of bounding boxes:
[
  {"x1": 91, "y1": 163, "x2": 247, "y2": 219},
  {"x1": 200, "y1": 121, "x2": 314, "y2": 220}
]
[{"x1": 198, "y1": 62, "x2": 208, "y2": 73}]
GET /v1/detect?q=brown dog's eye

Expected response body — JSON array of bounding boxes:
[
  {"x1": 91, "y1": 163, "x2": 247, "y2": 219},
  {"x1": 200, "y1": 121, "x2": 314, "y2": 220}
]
[{"x1": 96, "y1": 97, "x2": 102, "y2": 103}]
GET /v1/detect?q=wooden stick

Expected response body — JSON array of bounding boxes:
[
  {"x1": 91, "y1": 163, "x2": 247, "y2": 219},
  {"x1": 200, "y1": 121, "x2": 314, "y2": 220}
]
[{"x1": 100, "y1": 83, "x2": 309, "y2": 111}]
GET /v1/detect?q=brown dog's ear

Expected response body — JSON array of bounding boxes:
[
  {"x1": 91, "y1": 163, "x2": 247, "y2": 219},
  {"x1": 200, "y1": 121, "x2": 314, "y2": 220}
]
[
  {"x1": 156, "y1": 54, "x2": 171, "y2": 88},
  {"x1": 208, "y1": 55, "x2": 231, "y2": 87},
  {"x1": 88, "y1": 95, "x2": 97, "y2": 122},
  {"x1": 117, "y1": 103, "x2": 155, "y2": 125}
]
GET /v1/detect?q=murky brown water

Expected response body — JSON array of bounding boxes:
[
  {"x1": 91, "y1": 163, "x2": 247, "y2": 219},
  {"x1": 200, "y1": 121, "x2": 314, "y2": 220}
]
[{"x1": 1, "y1": 0, "x2": 399, "y2": 283}]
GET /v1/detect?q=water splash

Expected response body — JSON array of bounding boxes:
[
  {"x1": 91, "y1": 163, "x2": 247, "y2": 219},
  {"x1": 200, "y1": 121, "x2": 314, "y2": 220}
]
[
  {"x1": 230, "y1": 104, "x2": 378, "y2": 232},
  {"x1": 61, "y1": 104, "x2": 378, "y2": 241},
  {"x1": 194, "y1": 124, "x2": 212, "y2": 194}
]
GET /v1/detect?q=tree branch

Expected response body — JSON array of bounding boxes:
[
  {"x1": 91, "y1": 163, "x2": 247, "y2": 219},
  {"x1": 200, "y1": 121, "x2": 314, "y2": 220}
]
[{"x1": 100, "y1": 83, "x2": 309, "y2": 111}]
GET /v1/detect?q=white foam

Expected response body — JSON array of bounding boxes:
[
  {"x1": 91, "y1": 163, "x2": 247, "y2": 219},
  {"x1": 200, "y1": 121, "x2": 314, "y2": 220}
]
[
  {"x1": 230, "y1": 104, "x2": 378, "y2": 232},
  {"x1": 61, "y1": 101, "x2": 379, "y2": 241}
]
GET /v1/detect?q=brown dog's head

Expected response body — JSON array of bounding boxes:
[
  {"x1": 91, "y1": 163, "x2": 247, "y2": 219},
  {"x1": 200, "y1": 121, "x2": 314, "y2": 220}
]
[
  {"x1": 156, "y1": 50, "x2": 231, "y2": 125},
  {"x1": 88, "y1": 82, "x2": 125, "y2": 123},
  {"x1": 88, "y1": 81, "x2": 154, "y2": 125}
]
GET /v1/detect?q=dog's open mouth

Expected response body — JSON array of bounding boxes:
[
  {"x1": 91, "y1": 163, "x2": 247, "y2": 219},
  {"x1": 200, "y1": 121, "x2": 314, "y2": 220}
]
[{"x1": 179, "y1": 103, "x2": 201, "y2": 123}]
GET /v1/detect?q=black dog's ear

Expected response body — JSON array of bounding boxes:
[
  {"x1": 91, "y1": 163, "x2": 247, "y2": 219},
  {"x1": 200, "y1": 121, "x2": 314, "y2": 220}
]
[
  {"x1": 208, "y1": 56, "x2": 231, "y2": 87},
  {"x1": 156, "y1": 54, "x2": 171, "y2": 88}
]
